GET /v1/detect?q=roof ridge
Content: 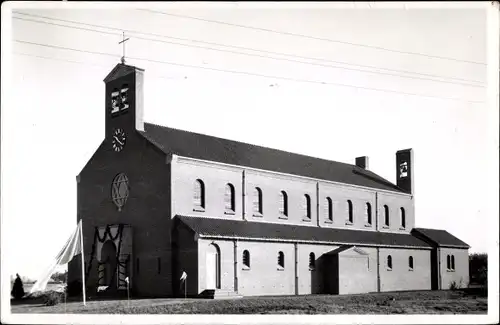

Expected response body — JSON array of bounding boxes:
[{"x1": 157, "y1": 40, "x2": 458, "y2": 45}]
[
  {"x1": 144, "y1": 122, "x2": 365, "y2": 170},
  {"x1": 142, "y1": 122, "x2": 404, "y2": 193}
]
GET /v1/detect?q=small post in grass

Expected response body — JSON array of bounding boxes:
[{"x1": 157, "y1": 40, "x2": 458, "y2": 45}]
[
  {"x1": 180, "y1": 271, "x2": 188, "y2": 299},
  {"x1": 124, "y1": 277, "x2": 130, "y2": 308}
]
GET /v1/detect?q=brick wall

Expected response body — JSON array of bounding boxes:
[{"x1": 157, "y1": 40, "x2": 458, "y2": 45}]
[
  {"x1": 69, "y1": 131, "x2": 173, "y2": 298},
  {"x1": 438, "y1": 247, "x2": 469, "y2": 289},
  {"x1": 172, "y1": 157, "x2": 414, "y2": 233},
  {"x1": 379, "y1": 248, "x2": 431, "y2": 292}
]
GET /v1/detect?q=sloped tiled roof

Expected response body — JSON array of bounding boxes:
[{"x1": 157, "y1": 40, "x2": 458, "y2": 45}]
[
  {"x1": 411, "y1": 228, "x2": 470, "y2": 248},
  {"x1": 176, "y1": 215, "x2": 432, "y2": 248},
  {"x1": 139, "y1": 123, "x2": 405, "y2": 193}
]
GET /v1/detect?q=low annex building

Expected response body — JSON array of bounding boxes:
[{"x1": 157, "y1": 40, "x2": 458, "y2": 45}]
[{"x1": 68, "y1": 63, "x2": 470, "y2": 298}]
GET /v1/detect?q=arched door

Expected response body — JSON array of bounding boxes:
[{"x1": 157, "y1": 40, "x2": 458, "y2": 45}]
[
  {"x1": 206, "y1": 244, "x2": 221, "y2": 289},
  {"x1": 101, "y1": 240, "x2": 118, "y2": 289}
]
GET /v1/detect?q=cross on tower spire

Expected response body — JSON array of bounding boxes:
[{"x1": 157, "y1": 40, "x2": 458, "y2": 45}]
[{"x1": 119, "y1": 32, "x2": 130, "y2": 64}]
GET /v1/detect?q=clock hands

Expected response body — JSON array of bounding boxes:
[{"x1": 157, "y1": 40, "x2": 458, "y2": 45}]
[{"x1": 113, "y1": 135, "x2": 124, "y2": 146}]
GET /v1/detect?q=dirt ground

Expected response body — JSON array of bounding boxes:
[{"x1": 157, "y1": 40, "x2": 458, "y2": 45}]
[{"x1": 11, "y1": 288, "x2": 487, "y2": 314}]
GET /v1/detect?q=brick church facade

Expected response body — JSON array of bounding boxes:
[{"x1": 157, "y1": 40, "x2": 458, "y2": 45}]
[{"x1": 68, "y1": 63, "x2": 470, "y2": 298}]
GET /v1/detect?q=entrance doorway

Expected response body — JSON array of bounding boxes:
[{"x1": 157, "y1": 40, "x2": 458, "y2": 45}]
[
  {"x1": 206, "y1": 244, "x2": 221, "y2": 289},
  {"x1": 101, "y1": 240, "x2": 118, "y2": 289}
]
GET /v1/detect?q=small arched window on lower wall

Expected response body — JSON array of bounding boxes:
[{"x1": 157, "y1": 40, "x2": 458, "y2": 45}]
[
  {"x1": 451, "y1": 255, "x2": 455, "y2": 271},
  {"x1": 242, "y1": 250, "x2": 250, "y2": 269},
  {"x1": 387, "y1": 255, "x2": 393, "y2": 270},
  {"x1": 278, "y1": 251, "x2": 285, "y2": 270},
  {"x1": 408, "y1": 256, "x2": 414, "y2": 271},
  {"x1": 446, "y1": 254, "x2": 451, "y2": 270}
]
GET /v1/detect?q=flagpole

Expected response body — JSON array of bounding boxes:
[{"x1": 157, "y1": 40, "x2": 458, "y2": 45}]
[
  {"x1": 185, "y1": 278, "x2": 187, "y2": 299},
  {"x1": 79, "y1": 220, "x2": 86, "y2": 306}
]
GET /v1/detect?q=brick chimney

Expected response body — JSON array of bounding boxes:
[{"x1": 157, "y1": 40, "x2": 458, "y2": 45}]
[{"x1": 355, "y1": 156, "x2": 369, "y2": 169}]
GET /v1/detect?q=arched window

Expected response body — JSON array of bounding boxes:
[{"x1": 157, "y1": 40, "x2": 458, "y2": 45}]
[
  {"x1": 409, "y1": 256, "x2": 414, "y2": 270},
  {"x1": 384, "y1": 205, "x2": 390, "y2": 227},
  {"x1": 451, "y1": 255, "x2": 455, "y2": 271},
  {"x1": 446, "y1": 255, "x2": 451, "y2": 270},
  {"x1": 225, "y1": 183, "x2": 235, "y2": 212},
  {"x1": 347, "y1": 200, "x2": 354, "y2": 223},
  {"x1": 309, "y1": 252, "x2": 316, "y2": 270},
  {"x1": 400, "y1": 207, "x2": 406, "y2": 228},
  {"x1": 366, "y1": 202, "x2": 372, "y2": 225},
  {"x1": 387, "y1": 255, "x2": 393, "y2": 270},
  {"x1": 303, "y1": 194, "x2": 311, "y2": 219},
  {"x1": 278, "y1": 251, "x2": 285, "y2": 269},
  {"x1": 279, "y1": 191, "x2": 288, "y2": 217},
  {"x1": 325, "y1": 197, "x2": 333, "y2": 221},
  {"x1": 194, "y1": 179, "x2": 205, "y2": 209},
  {"x1": 243, "y1": 250, "x2": 250, "y2": 268},
  {"x1": 253, "y1": 187, "x2": 263, "y2": 214}
]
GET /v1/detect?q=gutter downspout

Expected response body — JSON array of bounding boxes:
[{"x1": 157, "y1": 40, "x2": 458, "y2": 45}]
[
  {"x1": 242, "y1": 170, "x2": 246, "y2": 221},
  {"x1": 437, "y1": 248, "x2": 442, "y2": 290},
  {"x1": 375, "y1": 191, "x2": 381, "y2": 292},
  {"x1": 316, "y1": 182, "x2": 320, "y2": 227},
  {"x1": 294, "y1": 242, "x2": 299, "y2": 295},
  {"x1": 234, "y1": 239, "x2": 239, "y2": 293}
]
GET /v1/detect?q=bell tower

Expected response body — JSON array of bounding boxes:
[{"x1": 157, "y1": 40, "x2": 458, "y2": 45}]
[
  {"x1": 396, "y1": 148, "x2": 414, "y2": 195},
  {"x1": 103, "y1": 63, "x2": 144, "y2": 151}
]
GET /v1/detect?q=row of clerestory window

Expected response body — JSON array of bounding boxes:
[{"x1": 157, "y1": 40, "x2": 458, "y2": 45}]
[
  {"x1": 242, "y1": 250, "x2": 317, "y2": 270},
  {"x1": 194, "y1": 180, "x2": 406, "y2": 228}
]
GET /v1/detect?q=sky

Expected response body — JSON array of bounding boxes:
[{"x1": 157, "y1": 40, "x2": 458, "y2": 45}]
[{"x1": 1, "y1": 2, "x2": 499, "y2": 282}]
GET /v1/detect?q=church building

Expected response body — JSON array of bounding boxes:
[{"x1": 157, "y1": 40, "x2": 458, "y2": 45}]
[{"x1": 68, "y1": 63, "x2": 470, "y2": 298}]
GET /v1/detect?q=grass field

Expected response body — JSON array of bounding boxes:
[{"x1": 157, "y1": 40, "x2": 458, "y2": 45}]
[{"x1": 11, "y1": 288, "x2": 487, "y2": 314}]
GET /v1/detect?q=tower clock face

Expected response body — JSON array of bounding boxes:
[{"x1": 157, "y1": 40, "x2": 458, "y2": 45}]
[{"x1": 112, "y1": 128, "x2": 126, "y2": 152}]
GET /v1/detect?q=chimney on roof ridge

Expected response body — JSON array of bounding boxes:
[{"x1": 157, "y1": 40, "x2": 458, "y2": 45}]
[{"x1": 355, "y1": 156, "x2": 369, "y2": 170}]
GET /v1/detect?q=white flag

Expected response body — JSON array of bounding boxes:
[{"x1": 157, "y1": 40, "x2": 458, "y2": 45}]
[
  {"x1": 30, "y1": 220, "x2": 83, "y2": 293},
  {"x1": 125, "y1": 277, "x2": 129, "y2": 283},
  {"x1": 180, "y1": 271, "x2": 187, "y2": 281}
]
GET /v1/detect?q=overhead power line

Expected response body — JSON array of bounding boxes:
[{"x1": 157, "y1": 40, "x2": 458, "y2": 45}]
[
  {"x1": 138, "y1": 8, "x2": 487, "y2": 66},
  {"x1": 12, "y1": 16, "x2": 484, "y2": 88},
  {"x1": 14, "y1": 39, "x2": 484, "y2": 104},
  {"x1": 13, "y1": 52, "x2": 184, "y2": 82},
  {"x1": 12, "y1": 11, "x2": 485, "y2": 86}
]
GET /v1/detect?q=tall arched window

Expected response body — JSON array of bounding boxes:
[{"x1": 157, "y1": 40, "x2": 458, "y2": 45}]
[
  {"x1": 309, "y1": 252, "x2": 316, "y2": 270},
  {"x1": 347, "y1": 200, "x2": 354, "y2": 223},
  {"x1": 278, "y1": 251, "x2": 285, "y2": 269},
  {"x1": 451, "y1": 255, "x2": 455, "y2": 271},
  {"x1": 366, "y1": 202, "x2": 372, "y2": 225},
  {"x1": 279, "y1": 191, "x2": 288, "y2": 217},
  {"x1": 243, "y1": 250, "x2": 250, "y2": 268},
  {"x1": 408, "y1": 256, "x2": 414, "y2": 270},
  {"x1": 303, "y1": 194, "x2": 311, "y2": 219},
  {"x1": 253, "y1": 187, "x2": 263, "y2": 214},
  {"x1": 446, "y1": 255, "x2": 451, "y2": 270},
  {"x1": 400, "y1": 207, "x2": 406, "y2": 228},
  {"x1": 384, "y1": 205, "x2": 390, "y2": 227},
  {"x1": 194, "y1": 179, "x2": 205, "y2": 209},
  {"x1": 225, "y1": 183, "x2": 235, "y2": 212},
  {"x1": 325, "y1": 197, "x2": 333, "y2": 221},
  {"x1": 387, "y1": 255, "x2": 393, "y2": 270}
]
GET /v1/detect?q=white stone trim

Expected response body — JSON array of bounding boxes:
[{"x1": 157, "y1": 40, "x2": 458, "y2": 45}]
[{"x1": 174, "y1": 154, "x2": 412, "y2": 197}]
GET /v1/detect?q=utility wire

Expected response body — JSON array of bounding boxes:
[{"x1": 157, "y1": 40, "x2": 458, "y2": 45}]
[
  {"x1": 12, "y1": 11, "x2": 485, "y2": 85},
  {"x1": 13, "y1": 52, "x2": 183, "y2": 81},
  {"x1": 138, "y1": 8, "x2": 487, "y2": 66},
  {"x1": 14, "y1": 39, "x2": 484, "y2": 104},
  {"x1": 12, "y1": 16, "x2": 484, "y2": 88}
]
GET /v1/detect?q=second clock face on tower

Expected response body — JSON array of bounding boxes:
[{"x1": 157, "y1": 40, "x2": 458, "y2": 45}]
[{"x1": 112, "y1": 128, "x2": 126, "y2": 152}]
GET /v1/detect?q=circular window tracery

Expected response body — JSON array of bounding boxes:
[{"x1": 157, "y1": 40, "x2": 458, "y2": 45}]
[{"x1": 111, "y1": 173, "x2": 129, "y2": 211}]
